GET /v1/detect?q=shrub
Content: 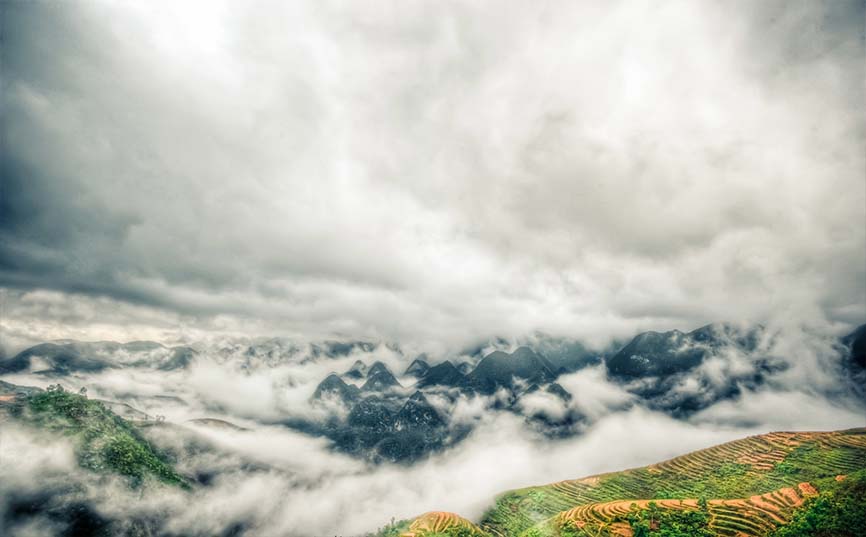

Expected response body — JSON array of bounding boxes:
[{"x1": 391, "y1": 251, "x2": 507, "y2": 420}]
[{"x1": 770, "y1": 471, "x2": 866, "y2": 537}]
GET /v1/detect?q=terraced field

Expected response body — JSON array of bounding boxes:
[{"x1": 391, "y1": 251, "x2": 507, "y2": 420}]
[
  {"x1": 401, "y1": 512, "x2": 486, "y2": 536},
  {"x1": 550, "y1": 482, "x2": 817, "y2": 537},
  {"x1": 386, "y1": 429, "x2": 866, "y2": 537},
  {"x1": 479, "y1": 428, "x2": 866, "y2": 536}
]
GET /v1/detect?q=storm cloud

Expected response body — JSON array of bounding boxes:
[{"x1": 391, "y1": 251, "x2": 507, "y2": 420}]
[{"x1": 1, "y1": 0, "x2": 864, "y2": 350}]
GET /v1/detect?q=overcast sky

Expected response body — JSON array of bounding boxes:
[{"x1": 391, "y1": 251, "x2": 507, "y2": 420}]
[{"x1": 1, "y1": 0, "x2": 864, "y2": 352}]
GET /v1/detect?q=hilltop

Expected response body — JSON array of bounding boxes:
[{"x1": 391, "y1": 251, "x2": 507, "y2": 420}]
[
  {"x1": 0, "y1": 383, "x2": 188, "y2": 488},
  {"x1": 380, "y1": 428, "x2": 866, "y2": 537}
]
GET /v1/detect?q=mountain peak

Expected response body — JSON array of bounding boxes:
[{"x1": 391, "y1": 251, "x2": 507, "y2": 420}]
[
  {"x1": 362, "y1": 363, "x2": 401, "y2": 391},
  {"x1": 312, "y1": 374, "x2": 361, "y2": 402},
  {"x1": 395, "y1": 390, "x2": 445, "y2": 430},
  {"x1": 417, "y1": 360, "x2": 467, "y2": 388},
  {"x1": 404, "y1": 357, "x2": 430, "y2": 377},
  {"x1": 468, "y1": 347, "x2": 556, "y2": 394},
  {"x1": 606, "y1": 323, "x2": 764, "y2": 379},
  {"x1": 343, "y1": 359, "x2": 368, "y2": 379}
]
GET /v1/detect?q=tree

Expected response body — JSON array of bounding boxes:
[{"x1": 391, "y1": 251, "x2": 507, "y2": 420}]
[{"x1": 771, "y1": 471, "x2": 866, "y2": 536}]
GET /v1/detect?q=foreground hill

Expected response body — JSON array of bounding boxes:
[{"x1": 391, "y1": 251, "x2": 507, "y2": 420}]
[
  {"x1": 383, "y1": 428, "x2": 866, "y2": 537},
  {"x1": 0, "y1": 383, "x2": 188, "y2": 488}
]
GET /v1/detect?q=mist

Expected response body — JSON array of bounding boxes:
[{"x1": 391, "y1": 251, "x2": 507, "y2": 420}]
[{"x1": 3, "y1": 323, "x2": 865, "y2": 535}]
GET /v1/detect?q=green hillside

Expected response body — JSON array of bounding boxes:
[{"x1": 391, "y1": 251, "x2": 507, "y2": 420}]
[
  {"x1": 385, "y1": 429, "x2": 866, "y2": 537},
  {"x1": 3, "y1": 385, "x2": 188, "y2": 488}
]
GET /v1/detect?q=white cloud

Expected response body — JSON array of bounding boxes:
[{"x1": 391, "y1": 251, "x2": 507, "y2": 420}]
[{"x1": 0, "y1": 0, "x2": 862, "y2": 349}]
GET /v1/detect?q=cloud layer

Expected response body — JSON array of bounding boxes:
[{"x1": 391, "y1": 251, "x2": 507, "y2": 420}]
[
  {"x1": 3, "y1": 322, "x2": 865, "y2": 536},
  {"x1": 1, "y1": 0, "x2": 864, "y2": 349}
]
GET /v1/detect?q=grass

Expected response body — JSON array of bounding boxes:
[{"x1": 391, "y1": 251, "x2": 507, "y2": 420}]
[
  {"x1": 768, "y1": 470, "x2": 866, "y2": 537},
  {"x1": 478, "y1": 429, "x2": 866, "y2": 536},
  {"x1": 17, "y1": 387, "x2": 188, "y2": 488},
  {"x1": 382, "y1": 429, "x2": 866, "y2": 537}
]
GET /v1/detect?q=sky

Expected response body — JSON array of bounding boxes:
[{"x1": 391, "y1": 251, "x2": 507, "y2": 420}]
[{"x1": 1, "y1": 0, "x2": 864, "y2": 354}]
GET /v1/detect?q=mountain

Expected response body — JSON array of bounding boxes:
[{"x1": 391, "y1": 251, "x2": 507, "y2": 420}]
[
  {"x1": 394, "y1": 391, "x2": 445, "y2": 431},
  {"x1": 416, "y1": 361, "x2": 468, "y2": 389},
  {"x1": 343, "y1": 359, "x2": 368, "y2": 379},
  {"x1": 311, "y1": 374, "x2": 362, "y2": 403},
  {"x1": 0, "y1": 341, "x2": 197, "y2": 375},
  {"x1": 341, "y1": 394, "x2": 450, "y2": 462},
  {"x1": 384, "y1": 512, "x2": 486, "y2": 536},
  {"x1": 379, "y1": 428, "x2": 866, "y2": 537},
  {"x1": 606, "y1": 323, "x2": 761, "y2": 379},
  {"x1": 842, "y1": 323, "x2": 866, "y2": 370},
  {"x1": 842, "y1": 323, "x2": 866, "y2": 398},
  {"x1": 0, "y1": 343, "x2": 110, "y2": 374},
  {"x1": 346, "y1": 395, "x2": 396, "y2": 433},
  {"x1": 468, "y1": 347, "x2": 557, "y2": 394},
  {"x1": 602, "y1": 324, "x2": 775, "y2": 415},
  {"x1": 362, "y1": 362, "x2": 402, "y2": 391},
  {"x1": 0, "y1": 385, "x2": 188, "y2": 488},
  {"x1": 528, "y1": 335, "x2": 599, "y2": 373},
  {"x1": 156, "y1": 346, "x2": 196, "y2": 370},
  {"x1": 524, "y1": 381, "x2": 573, "y2": 402},
  {"x1": 404, "y1": 357, "x2": 430, "y2": 378},
  {"x1": 309, "y1": 340, "x2": 376, "y2": 359},
  {"x1": 0, "y1": 379, "x2": 43, "y2": 397},
  {"x1": 372, "y1": 391, "x2": 453, "y2": 463}
]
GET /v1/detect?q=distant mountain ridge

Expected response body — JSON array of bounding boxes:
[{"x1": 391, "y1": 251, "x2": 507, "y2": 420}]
[
  {"x1": 0, "y1": 341, "x2": 196, "y2": 375},
  {"x1": 6, "y1": 323, "x2": 865, "y2": 465},
  {"x1": 605, "y1": 323, "x2": 763, "y2": 379}
]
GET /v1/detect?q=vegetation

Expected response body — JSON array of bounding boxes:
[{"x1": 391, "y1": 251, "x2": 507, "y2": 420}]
[
  {"x1": 626, "y1": 503, "x2": 713, "y2": 537},
  {"x1": 18, "y1": 385, "x2": 188, "y2": 488},
  {"x1": 370, "y1": 518, "x2": 411, "y2": 537},
  {"x1": 376, "y1": 512, "x2": 486, "y2": 537},
  {"x1": 769, "y1": 470, "x2": 866, "y2": 537},
  {"x1": 387, "y1": 429, "x2": 866, "y2": 537},
  {"x1": 479, "y1": 429, "x2": 866, "y2": 536},
  {"x1": 425, "y1": 529, "x2": 482, "y2": 537}
]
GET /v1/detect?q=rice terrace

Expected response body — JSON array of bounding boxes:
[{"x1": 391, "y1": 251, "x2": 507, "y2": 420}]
[{"x1": 378, "y1": 429, "x2": 866, "y2": 537}]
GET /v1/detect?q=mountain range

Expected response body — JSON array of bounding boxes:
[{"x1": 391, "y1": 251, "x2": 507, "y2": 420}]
[
  {"x1": 296, "y1": 323, "x2": 866, "y2": 462},
  {"x1": 2, "y1": 323, "x2": 864, "y2": 465}
]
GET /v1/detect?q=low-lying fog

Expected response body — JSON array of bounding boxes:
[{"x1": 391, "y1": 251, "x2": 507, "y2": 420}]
[{"x1": 2, "y1": 323, "x2": 863, "y2": 536}]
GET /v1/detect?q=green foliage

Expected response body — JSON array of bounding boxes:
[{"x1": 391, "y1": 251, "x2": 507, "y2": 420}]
[
  {"x1": 625, "y1": 502, "x2": 713, "y2": 537},
  {"x1": 369, "y1": 518, "x2": 410, "y2": 537},
  {"x1": 23, "y1": 389, "x2": 188, "y2": 488},
  {"x1": 647, "y1": 462, "x2": 760, "y2": 499},
  {"x1": 770, "y1": 471, "x2": 866, "y2": 537},
  {"x1": 431, "y1": 527, "x2": 483, "y2": 537},
  {"x1": 481, "y1": 431, "x2": 866, "y2": 535},
  {"x1": 421, "y1": 527, "x2": 486, "y2": 537},
  {"x1": 385, "y1": 431, "x2": 866, "y2": 537},
  {"x1": 558, "y1": 520, "x2": 592, "y2": 537}
]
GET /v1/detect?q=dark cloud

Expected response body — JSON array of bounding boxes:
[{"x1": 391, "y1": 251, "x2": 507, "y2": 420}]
[{"x1": 0, "y1": 0, "x2": 863, "y2": 348}]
